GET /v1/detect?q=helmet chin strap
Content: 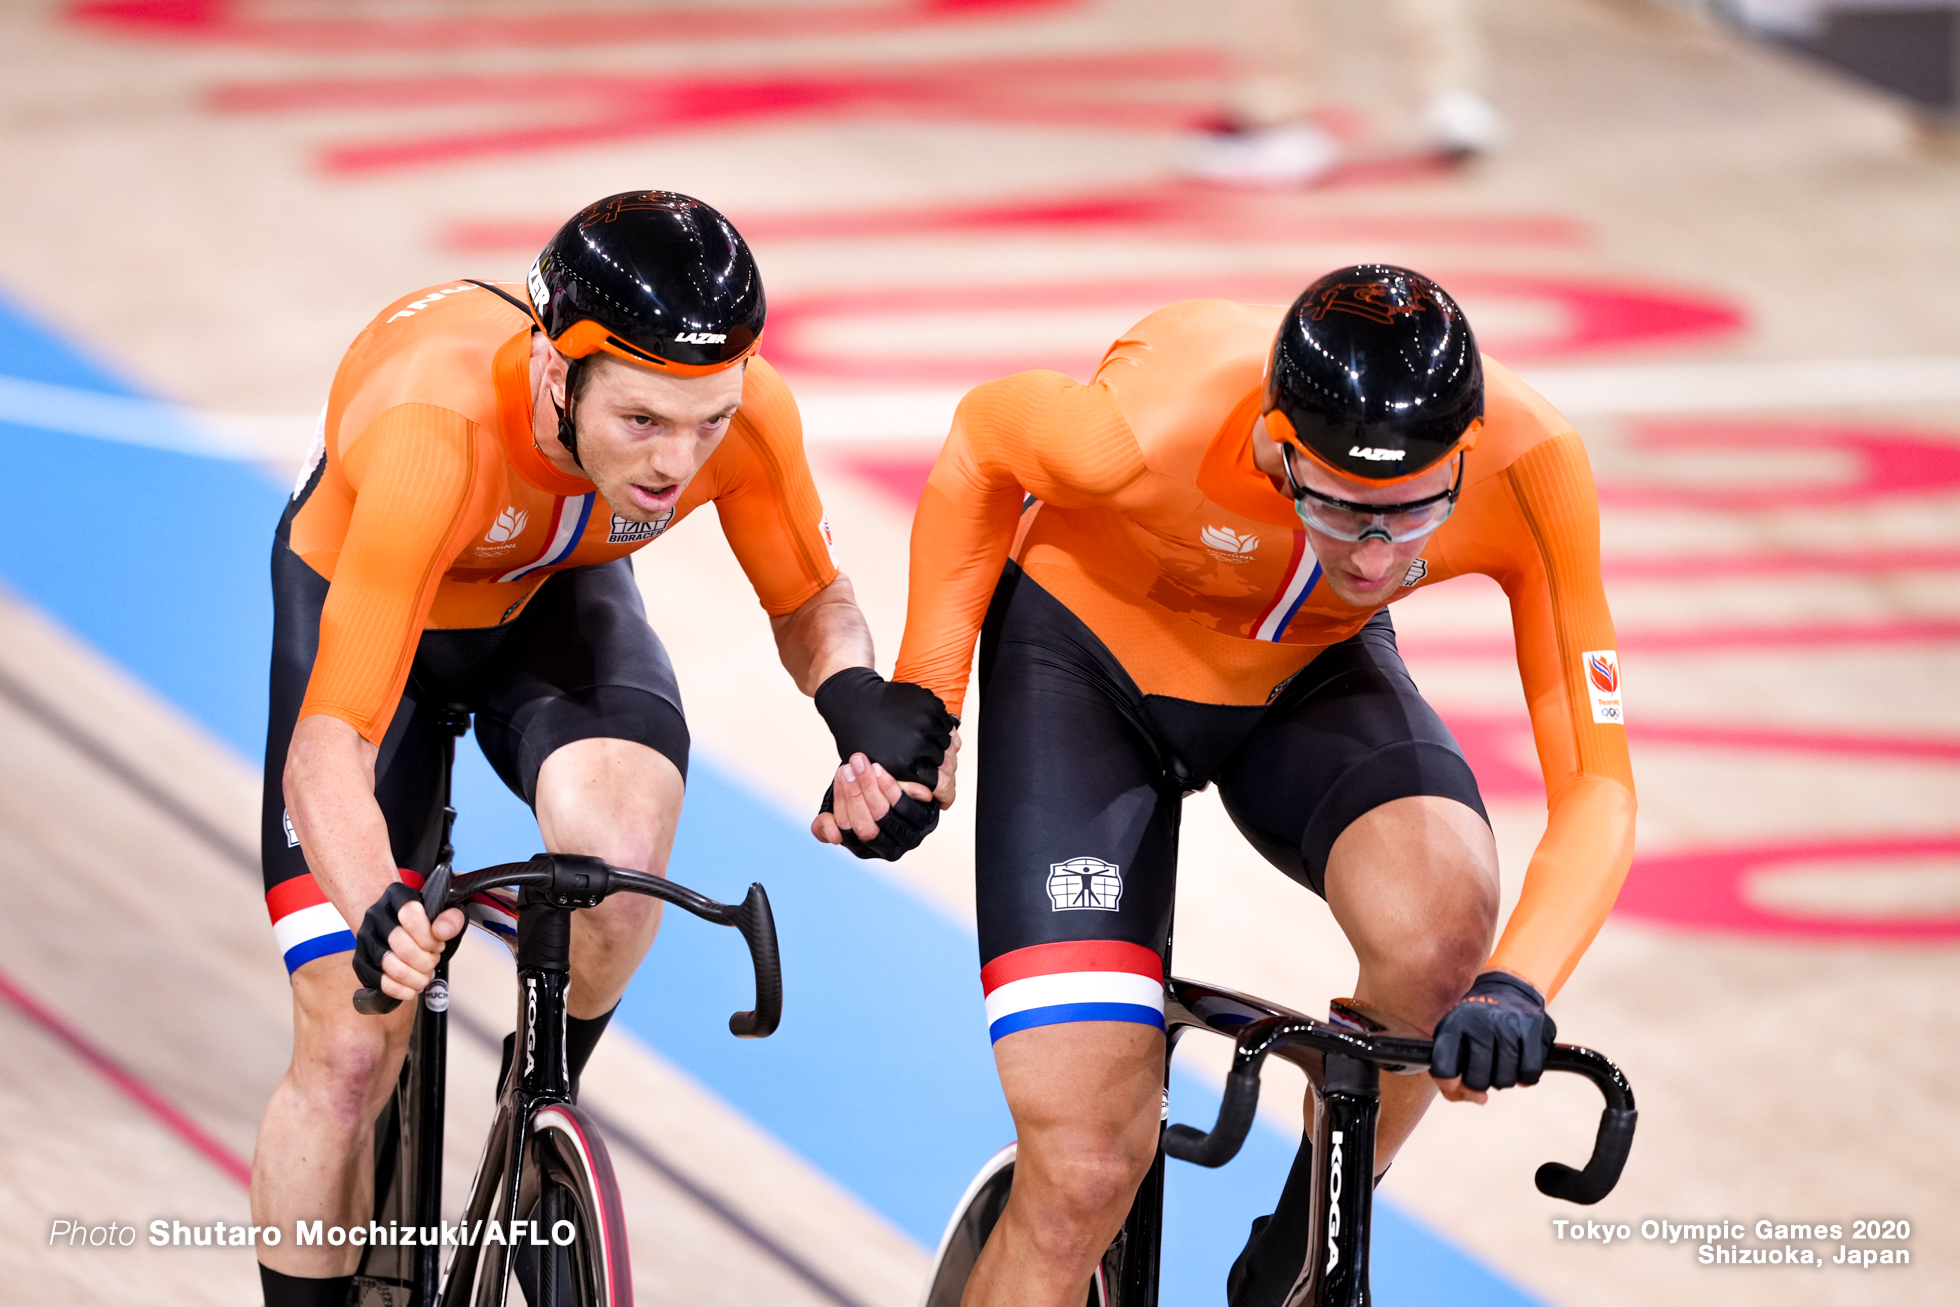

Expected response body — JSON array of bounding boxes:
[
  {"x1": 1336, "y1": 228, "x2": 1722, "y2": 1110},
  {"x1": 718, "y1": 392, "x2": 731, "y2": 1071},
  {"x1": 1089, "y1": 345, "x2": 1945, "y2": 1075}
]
[{"x1": 551, "y1": 356, "x2": 588, "y2": 470}]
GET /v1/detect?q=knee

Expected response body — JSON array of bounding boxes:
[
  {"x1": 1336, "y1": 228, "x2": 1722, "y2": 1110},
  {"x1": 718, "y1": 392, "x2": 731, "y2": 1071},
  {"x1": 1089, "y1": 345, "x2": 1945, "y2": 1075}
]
[
  {"x1": 1376, "y1": 923, "x2": 1491, "y2": 1023},
  {"x1": 290, "y1": 1025, "x2": 401, "y2": 1135},
  {"x1": 583, "y1": 892, "x2": 661, "y2": 947},
  {"x1": 1019, "y1": 1127, "x2": 1157, "y2": 1248}
]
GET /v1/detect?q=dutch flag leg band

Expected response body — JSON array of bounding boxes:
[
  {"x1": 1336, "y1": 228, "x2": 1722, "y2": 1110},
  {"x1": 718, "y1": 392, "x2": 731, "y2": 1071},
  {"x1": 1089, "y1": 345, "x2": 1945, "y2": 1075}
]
[
  {"x1": 267, "y1": 876, "x2": 355, "y2": 975},
  {"x1": 981, "y1": 940, "x2": 1165, "y2": 1043}
]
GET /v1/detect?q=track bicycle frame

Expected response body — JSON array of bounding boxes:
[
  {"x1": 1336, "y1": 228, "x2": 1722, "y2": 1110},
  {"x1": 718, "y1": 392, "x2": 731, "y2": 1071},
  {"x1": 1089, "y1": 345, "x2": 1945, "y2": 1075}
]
[{"x1": 350, "y1": 711, "x2": 783, "y2": 1306}]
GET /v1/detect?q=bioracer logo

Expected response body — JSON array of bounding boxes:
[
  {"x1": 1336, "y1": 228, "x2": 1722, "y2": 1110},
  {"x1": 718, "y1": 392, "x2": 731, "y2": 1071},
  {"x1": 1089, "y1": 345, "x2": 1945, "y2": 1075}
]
[
  {"x1": 1348, "y1": 446, "x2": 1406, "y2": 462},
  {"x1": 1326, "y1": 1130, "x2": 1345, "y2": 1273},
  {"x1": 674, "y1": 331, "x2": 727, "y2": 345}
]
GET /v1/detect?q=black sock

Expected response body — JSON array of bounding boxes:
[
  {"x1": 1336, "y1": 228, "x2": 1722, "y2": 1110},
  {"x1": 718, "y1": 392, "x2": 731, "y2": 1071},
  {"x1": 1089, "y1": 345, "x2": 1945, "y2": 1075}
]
[
  {"x1": 498, "y1": 1007, "x2": 615, "y2": 1103},
  {"x1": 1227, "y1": 1132, "x2": 1316, "y2": 1307},
  {"x1": 259, "y1": 1264, "x2": 354, "y2": 1307},
  {"x1": 565, "y1": 1005, "x2": 616, "y2": 1102}
]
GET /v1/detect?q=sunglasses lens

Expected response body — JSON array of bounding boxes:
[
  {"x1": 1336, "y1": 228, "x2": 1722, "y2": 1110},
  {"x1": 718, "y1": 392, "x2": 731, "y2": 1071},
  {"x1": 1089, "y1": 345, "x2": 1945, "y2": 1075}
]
[{"x1": 1295, "y1": 496, "x2": 1453, "y2": 542}]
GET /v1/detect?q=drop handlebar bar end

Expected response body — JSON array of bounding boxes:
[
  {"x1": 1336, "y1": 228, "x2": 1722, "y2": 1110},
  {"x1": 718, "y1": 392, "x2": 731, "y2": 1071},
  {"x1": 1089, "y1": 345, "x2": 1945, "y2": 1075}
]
[
  {"x1": 1164, "y1": 1064, "x2": 1261, "y2": 1167},
  {"x1": 1162, "y1": 1018, "x2": 1637, "y2": 1203},
  {"x1": 726, "y1": 883, "x2": 782, "y2": 1037}
]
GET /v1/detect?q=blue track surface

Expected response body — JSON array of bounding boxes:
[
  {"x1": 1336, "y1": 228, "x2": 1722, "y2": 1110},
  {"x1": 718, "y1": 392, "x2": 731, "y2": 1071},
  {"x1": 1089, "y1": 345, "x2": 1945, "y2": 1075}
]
[{"x1": 0, "y1": 291, "x2": 1545, "y2": 1306}]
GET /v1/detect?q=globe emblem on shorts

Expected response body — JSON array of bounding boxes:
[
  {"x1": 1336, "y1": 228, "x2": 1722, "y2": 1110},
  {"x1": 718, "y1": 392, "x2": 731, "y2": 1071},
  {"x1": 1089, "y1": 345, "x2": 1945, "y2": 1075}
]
[{"x1": 1047, "y1": 857, "x2": 1123, "y2": 912}]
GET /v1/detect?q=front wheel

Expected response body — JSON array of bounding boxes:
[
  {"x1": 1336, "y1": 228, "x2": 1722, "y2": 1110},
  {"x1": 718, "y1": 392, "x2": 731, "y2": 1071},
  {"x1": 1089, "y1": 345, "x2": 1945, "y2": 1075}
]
[
  {"x1": 919, "y1": 1144, "x2": 1109, "y2": 1307},
  {"x1": 510, "y1": 1103, "x2": 633, "y2": 1307}
]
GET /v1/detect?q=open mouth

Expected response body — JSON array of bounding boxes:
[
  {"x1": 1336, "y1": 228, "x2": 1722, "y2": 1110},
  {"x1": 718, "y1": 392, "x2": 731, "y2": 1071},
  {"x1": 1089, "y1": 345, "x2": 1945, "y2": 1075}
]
[{"x1": 630, "y1": 482, "x2": 681, "y2": 512}]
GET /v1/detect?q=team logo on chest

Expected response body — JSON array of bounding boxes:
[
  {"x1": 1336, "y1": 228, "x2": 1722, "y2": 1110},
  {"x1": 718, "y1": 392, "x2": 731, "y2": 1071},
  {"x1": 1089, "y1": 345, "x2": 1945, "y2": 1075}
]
[
  {"x1": 1200, "y1": 524, "x2": 1260, "y2": 561},
  {"x1": 1048, "y1": 857, "x2": 1124, "y2": 912},
  {"x1": 478, "y1": 506, "x2": 529, "y2": 557},
  {"x1": 609, "y1": 509, "x2": 675, "y2": 544}
]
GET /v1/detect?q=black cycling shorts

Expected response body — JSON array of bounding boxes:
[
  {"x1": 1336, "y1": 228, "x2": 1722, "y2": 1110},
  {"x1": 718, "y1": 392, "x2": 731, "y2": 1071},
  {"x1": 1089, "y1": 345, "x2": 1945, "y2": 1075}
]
[
  {"x1": 975, "y1": 562, "x2": 1484, "y2": 1043},
  {"x1": 261, "y1": 476, "x2": 688, "y2": 975}
]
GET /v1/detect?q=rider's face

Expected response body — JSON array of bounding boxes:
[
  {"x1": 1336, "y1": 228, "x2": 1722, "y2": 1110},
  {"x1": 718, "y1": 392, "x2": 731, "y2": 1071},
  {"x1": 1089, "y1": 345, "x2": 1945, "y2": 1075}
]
[
  {"x1": 544, "y1": 351, "x2": 746, "y2": 522},
  {"x1": 1261, "y1": 416, "x2": 1457, "y2": 607}
]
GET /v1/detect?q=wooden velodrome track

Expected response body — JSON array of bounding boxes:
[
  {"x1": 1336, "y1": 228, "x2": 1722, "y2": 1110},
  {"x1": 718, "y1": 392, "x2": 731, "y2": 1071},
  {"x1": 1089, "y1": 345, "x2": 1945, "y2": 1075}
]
[{"x1": 2, "y1": 0, "x2": 1957, "y2": 1303}]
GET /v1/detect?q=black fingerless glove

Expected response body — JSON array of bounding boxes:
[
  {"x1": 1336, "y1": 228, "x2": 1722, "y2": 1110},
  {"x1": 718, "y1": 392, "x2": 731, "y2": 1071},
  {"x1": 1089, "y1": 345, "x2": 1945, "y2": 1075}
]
[
  {"x1": 352, "y1": 882, "x2": 420, "y2": 991},
  {"x1": 813, "y1": 667, "x2": 955, "y2": 788},
  {"x1": 819, "y1": 782, "x2": 941, "y2": 861},
  {"x1": 1429, "y1": 970, "x2": 1556, "y2": 1092}
]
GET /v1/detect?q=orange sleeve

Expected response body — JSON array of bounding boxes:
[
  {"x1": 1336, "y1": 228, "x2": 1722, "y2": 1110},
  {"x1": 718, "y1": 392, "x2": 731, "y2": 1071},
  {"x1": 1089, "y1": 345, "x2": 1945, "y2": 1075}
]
[
  {"x1": 892, "y1": 371, "x2": 1141, "y2": 716},
  {"x1": 710, "y1": 358, "x2": 840, "y2": 616},
  {"x1": 299, "y1": 404, "x2": 489, "y2": 742},
  {"x1": 1480, "y1": 432, "x2": 1638, "y2": 998}
]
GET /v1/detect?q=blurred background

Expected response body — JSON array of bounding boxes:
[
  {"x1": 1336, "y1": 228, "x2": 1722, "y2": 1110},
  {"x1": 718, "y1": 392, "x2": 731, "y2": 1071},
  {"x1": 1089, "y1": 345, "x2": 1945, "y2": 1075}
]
[{"x1": 1, "y1": 1, "x2": 1956, "y2": 1303}]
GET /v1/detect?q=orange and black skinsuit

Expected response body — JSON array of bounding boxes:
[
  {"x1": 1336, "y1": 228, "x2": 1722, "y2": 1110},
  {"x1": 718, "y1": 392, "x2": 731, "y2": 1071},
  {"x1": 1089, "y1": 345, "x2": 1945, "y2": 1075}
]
[
  {"x1": 262, "y1": 281, "x2": 838, "y2": 972},
  {"x1": 892, "y1": 299, "x2": 1635, "y2": 1043}
]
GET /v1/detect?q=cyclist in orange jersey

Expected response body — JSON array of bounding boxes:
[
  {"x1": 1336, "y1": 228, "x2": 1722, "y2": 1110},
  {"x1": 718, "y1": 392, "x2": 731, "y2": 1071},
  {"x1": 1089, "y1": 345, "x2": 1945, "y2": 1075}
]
[
  {"x1": 819, "y1": 266, "x2": 1634, "y2": 1307},
  {"x1": 252, "y1": 192, "x2": 953, "y2": 1307}
]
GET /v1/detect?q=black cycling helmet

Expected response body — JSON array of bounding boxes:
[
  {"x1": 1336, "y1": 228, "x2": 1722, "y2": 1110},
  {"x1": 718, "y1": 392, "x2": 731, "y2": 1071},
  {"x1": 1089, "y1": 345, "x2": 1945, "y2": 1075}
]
[
  {"x1": 526, "y1": 190, "x2": 765, "y2": 375},
  {"x1": 1263, "y1": 264, "x2": 1483, "y2": 485}
]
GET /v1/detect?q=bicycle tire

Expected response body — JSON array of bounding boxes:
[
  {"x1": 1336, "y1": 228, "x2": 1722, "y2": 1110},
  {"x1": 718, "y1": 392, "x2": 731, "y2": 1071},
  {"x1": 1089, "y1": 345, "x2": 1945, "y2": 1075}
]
[
  {"x1": 509, "y1": 1104, "x2": 634, "y2": 1307},
  {"x1": 919, "y1": 1143, "x2": 1109, "y2": 1307}
]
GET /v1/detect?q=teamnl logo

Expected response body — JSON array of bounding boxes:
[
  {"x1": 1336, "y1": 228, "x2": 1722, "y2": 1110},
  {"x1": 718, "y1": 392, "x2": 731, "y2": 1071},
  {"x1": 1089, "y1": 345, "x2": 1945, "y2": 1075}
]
[
  {"x1": 1582, "y1": 649, "x2": 1624, "y2": 724},
  {"x1": 1200, "y1": 524, "x2": 1259, "y2": 561}
]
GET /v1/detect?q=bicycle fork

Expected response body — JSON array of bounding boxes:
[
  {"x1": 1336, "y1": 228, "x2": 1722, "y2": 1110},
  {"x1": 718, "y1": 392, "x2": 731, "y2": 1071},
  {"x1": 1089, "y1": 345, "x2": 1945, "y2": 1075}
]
[{"x1": 1288, "y1": 1054, "x2": 1380, "y2": 1307}]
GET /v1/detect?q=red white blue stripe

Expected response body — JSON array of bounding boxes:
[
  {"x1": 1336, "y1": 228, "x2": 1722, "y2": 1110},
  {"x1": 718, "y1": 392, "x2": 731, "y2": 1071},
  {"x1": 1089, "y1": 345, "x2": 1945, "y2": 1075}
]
[
  {"x1": 266, "y1": 869, "x2": 521, "y2": 975},
  {"x1": 981, "y1": 941, "x2": 1164, "y2": 1043},
  {"x1": 1252, "y1": 532, "x2": 1321, "y2": 642},
  {"x1": 402, "y1": 867, "x2": 519, "y2": 947},
  {"x1": 267, "y1": 876, "x2": 355, "y2": 975},
  {"x1": 496, "y1": 493, "x2": 595, "y2": 583}
]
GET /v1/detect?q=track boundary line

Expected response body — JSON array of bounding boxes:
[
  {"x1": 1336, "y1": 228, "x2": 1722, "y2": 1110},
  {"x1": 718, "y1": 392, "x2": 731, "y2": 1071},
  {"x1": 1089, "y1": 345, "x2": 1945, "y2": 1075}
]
[{"x1": 0, "y1": 964, "x2": 254, "y2": 1186}]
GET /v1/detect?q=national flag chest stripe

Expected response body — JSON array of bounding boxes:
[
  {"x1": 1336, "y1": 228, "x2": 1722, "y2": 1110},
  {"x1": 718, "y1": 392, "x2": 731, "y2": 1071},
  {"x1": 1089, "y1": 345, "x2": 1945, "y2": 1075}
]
[
  {"x1": 495, "y1": 493, "x2": 595, "y2": 583},
  {"x1": 1252, "y1": 531, "x2": 1321, "y2": 642}
]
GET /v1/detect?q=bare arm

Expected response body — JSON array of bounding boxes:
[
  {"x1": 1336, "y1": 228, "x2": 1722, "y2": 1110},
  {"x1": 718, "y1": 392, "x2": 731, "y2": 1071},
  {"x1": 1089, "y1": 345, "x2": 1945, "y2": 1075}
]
[
  {"x1": 769, "y1": 572, "x2": 876, "y2": 696},
  {"x1": 284, "y1": 712, "x2": 460, "y2": 996}
]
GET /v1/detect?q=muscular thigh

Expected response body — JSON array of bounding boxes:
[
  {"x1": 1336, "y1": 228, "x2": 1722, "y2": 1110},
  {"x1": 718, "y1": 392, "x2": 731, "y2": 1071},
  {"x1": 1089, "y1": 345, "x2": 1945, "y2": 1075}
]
[{"x1": 1217, "y1": 610, "x2": 1488, "y2": 897}]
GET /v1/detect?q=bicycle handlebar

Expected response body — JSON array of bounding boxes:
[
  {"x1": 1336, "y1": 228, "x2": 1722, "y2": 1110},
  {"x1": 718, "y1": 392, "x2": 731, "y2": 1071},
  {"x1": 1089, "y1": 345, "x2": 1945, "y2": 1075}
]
[
  {"x1": 351, "y1": 855, "x2": 783, "y2": 1038},
  {"x1": 1163, "y1": 1016, "x2": 1636, "y2": 1205}
]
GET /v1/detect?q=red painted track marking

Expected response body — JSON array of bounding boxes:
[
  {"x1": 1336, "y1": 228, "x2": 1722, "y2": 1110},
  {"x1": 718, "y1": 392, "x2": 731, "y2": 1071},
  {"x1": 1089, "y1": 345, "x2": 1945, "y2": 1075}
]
[
  {"x1": 448, "y1": 189, "x2": 1589, "y2": 255},
  {"x1": 765, "y1": 273, "x2": 1743, "y2": 384},
  {"x1": 1446, "y1": 714, "x2": 1960, "y2": 804},
  {"x1": 70, "y1": 0, "x2": 1074, "y2": 50},
  {"x1": 0, "y1": 964, "x2": 252, "y2": 1186},
  {"x1": 205, "y1": 50, "x2": 1221, "y2": 174},
  {"x1": 1603, "y1": 549, "x2": 1960, "y2": 580},
  {"x1": 1614, "y1": 837, "x2": 1960, "y2": 940},
  {"x1": 1602, "y1": 422, "x2": 1960, "y2": 509},
  {"x1": 1449, "y1": 717, "x2": 1960, "y2": 940},
  {"x1": 1401, "y1": 619, "x2": 1960, "y2": 659}
]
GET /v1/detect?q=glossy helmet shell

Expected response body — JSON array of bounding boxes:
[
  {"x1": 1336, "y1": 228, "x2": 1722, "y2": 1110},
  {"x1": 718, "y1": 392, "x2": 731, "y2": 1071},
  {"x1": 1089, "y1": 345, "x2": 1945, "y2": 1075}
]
[
  {"x1": 1264, "y1": 264, "x2": 1483, "y2": 484},
  {"x1": 527, "y1": 191, "x2": 765, "y2": 374}
]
